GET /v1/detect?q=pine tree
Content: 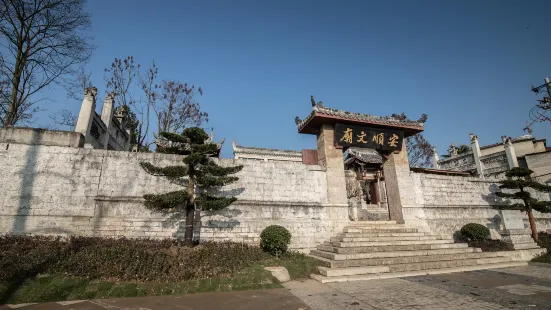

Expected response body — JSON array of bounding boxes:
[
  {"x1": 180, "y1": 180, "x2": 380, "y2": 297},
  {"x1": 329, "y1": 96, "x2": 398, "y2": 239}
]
[
  {"x1": 140, "y1": 127, "x2": 243, "y2": 245},
  {"x1": 493, "y1": 167, "x2": 551, "y2": 242}
]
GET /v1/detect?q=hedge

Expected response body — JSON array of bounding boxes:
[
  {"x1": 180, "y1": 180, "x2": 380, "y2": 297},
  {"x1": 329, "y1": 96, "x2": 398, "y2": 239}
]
[
  {"x1": 460, "y1": 223, "x2": 489, "y2": 241},
  {"x1": 0, "y1": 236, "x2": 269, "y2": 284}
]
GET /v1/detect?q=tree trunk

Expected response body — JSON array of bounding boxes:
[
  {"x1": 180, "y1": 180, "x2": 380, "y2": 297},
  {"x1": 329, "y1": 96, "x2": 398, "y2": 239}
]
[
  {"x1": 184, "y1": 203, "x2": 195, "y2": 246},
  {"x1": 184, "y1": 174, "x2": 196, "y2": 246},
  {"x1": 527, "y1": 210, "x2": 538, "y2": 242},
  {"x1": 5, "y1": 42, "x2": 25, "y2": 127},
  {"x1": 5, "y1": 65, "x2": 22, "y2": 127}
]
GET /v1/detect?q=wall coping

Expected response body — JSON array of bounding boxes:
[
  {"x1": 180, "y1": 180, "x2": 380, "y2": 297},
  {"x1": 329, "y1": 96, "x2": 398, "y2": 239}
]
[
  {"x1": 94, "y1": 196, "x2": 341, "y2": 208},
  {"x1": 0, "y1": 127, "x2": 84, "y2": 148}
]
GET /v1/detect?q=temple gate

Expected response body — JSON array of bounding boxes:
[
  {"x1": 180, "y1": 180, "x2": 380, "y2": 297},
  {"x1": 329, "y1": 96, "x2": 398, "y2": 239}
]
[{"x1": 295, "y1": 103, "x2": 425, "y2": 224}]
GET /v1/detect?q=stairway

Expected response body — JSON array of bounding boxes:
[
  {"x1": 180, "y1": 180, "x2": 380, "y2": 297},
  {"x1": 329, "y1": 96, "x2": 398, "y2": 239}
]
[
  {"x1": 310, "y1": 221, "x2": 526, "y2": 283},
  {"x1": 357, "y1": 205, "x2": 390, "y2": 221}
]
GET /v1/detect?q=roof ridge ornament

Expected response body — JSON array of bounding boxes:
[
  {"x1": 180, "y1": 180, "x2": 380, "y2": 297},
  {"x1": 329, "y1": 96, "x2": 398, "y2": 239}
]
[
  {"x1": 298, "y1": 101, "x2": 426, "y2": 136},
  {"x1": 310, "y1": 95, "x2": 324, "y2": 108}
]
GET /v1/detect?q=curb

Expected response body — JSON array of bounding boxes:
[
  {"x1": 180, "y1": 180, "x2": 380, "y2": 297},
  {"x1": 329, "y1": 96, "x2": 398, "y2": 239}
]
[{"x1": 528, "y1": 262, "x2": 551, "y2": 268}]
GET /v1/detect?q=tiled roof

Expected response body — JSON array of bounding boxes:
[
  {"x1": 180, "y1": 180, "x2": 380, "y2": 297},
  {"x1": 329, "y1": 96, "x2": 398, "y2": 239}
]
[
  {"x1": 344, "y1": 147, "x2": 383, "y2": 164},
  {"x1": 480, "y1": 135, "x2": 535, "y2": 150},
  {"x1": 155, "y1": 135, "x2": 224, "y2": 156},
  {"x1": 297, "y1": 105, "x2": 425, "y2": 132},
  {"x1": 437, "y1": 151, "x2": 474, "y2": 164},
  {"x1": 232, "y1": 141, "x2": 302, "y2": 158}
]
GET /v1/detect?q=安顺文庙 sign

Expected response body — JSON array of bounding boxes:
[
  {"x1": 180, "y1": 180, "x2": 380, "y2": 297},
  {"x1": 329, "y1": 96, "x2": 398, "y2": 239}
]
[{"x1": 334, "y1": 123, "x2": 404, "y2": 152}]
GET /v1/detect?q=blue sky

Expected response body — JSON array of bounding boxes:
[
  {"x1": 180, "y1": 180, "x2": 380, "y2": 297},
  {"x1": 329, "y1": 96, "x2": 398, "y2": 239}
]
[{"x1": 36, "y1": 0, "x2": 551, "y2": 158}]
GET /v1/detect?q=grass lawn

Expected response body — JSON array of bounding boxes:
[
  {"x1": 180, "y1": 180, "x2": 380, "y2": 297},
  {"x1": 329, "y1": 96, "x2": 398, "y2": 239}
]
[{"x1": 0, "y1": 253, "x2": 321, "y2": 305}]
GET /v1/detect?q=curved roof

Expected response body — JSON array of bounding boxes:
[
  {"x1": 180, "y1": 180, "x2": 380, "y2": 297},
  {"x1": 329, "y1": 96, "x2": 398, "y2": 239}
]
[
  {"x1": 297, "y1": 105, "x2": 425, "y2": 136},
  {"x1": 344, "y1": 147, "x2": 383, "y2": 164},
  {"x1": 232, "y1": 141, "x2": 302, "y2": 158}
]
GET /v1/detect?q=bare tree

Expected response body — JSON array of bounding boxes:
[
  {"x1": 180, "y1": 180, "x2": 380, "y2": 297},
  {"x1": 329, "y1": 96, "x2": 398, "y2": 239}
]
[
  {"x1": 137, "y1": 60, "x2": 159, "y2": 149},
  {"x1": 104, "y1": 56, "x2": 144, "y2": 149},
  {"x1": 66, "y1": 67, "x2": 93, "y2": 101},
  {"x1": 406, "y1": 133, "x2": 433, "y2": 167},
  {"x1": 105, "y1": 56, "x2": 159, "y2": 149},
  {"x1": 47, "y1": 68, "x2": 92, "y2": 130},
  {"x1": 0, "y1": 55, "x2": 8, "y2": 121},
  {"x1": 48, "y1": 109, "x2": 76, "y2": 130},
  {"x1": 392, "y1": 112, "x2": 433, "y2": 168},
  {"x1": 104, "y1": 56, "x2": 137, "y2": 109},
  {"x1": 104, "y1": 56, "x2": 208, "y2": 150},
  {"x1": 0, "y1": 0, "x2": 93, "y2": 127},
  {"x1": 155, "y1": 80, "x2": 208, "y2": 134}
]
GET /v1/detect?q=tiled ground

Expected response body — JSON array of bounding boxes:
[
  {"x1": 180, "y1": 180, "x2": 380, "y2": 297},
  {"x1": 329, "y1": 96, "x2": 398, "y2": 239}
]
[{"x1": 284, "y1": 265, "x2": 551, "y2": 310}]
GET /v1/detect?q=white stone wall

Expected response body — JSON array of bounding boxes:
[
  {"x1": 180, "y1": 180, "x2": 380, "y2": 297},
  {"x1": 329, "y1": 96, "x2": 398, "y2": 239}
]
[
  {"x1": 0, "y1": 142, "x2": 348, "y2": 251},
  {"x1": 525, "y1": 152, "x2": 551, "y2": 184},
  {"x1": 406, "y1": 172, "x2": 551, "y2": 239},
  {"x1": 5, "y1": 140, "x2": 549, "y2": 251}
]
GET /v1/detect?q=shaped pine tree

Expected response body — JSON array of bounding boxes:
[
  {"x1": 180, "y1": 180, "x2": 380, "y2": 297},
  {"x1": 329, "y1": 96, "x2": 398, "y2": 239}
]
[
  {"x1": 493, "y1": 167, "x2": 551, "y2": 242},
  {"x1": 140, "y1": 127, "x2": 243, "y2": 245}
]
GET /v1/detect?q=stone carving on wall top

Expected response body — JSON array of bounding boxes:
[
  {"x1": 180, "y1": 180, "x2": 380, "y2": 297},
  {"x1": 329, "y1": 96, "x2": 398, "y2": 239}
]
[
  {"x1": 481, "y1": 151, "x2": 508, "y2": 176},
  {"x1": 447, "y1": 144, "x2": 458, "y2": 157},
  {"x1": 438, "y1": 151, "x2": 476, "y2": 172}
]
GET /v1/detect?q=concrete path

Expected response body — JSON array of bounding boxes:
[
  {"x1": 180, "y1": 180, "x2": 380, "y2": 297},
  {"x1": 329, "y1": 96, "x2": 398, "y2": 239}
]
[
  {"x1": 0, "y1": 289, "x2": 311, "y2": 310},
  {"x1": 284, "y1": 265, "x2": 551, "y2": 309}
]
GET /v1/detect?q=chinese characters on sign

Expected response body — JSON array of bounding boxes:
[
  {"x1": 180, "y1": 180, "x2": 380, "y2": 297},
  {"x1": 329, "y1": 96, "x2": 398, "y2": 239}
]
[{"x1": 334, "y1": 123, "x2": 404, "y2": 152}]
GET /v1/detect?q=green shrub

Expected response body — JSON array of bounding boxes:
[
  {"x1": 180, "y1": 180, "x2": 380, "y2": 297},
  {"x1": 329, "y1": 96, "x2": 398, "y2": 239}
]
[
  {"x1": 466, "y1": 239, "x2": 514, "y2": 252},
  {"x1": 538, "y1": 232, "x2": 551, "y2": 252},
  {"x1": 460, "y1": 223, "x2": 490, "y2": 241},
  {"x1": 260, "y1": 225, "x2": 291, "y2": 255},
  {"x1": 532, "y1": 252, "x2": 551, "y2": 264},
  {"x1": 0, "y1": 236, "x2": 269, "y2": 283}
]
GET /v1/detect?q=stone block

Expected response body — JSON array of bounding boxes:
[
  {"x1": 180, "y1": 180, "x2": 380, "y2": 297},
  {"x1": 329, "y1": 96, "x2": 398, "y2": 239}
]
[{"x1": 500, "y1": 210, "x2": 525, "y2": 230}]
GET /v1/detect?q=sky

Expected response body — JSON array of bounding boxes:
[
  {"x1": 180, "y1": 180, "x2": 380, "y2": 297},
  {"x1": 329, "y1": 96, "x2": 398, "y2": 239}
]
[{"x1": 34, "y1": 0, "x2": 551, "y2": 158}]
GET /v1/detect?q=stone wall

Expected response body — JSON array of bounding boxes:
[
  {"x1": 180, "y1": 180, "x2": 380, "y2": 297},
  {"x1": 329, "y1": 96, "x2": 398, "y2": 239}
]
[
  {"x1": 0, "y1": 127, "x2": 84, "y2": 148},
  {"x1": 405, "y1": 172, "x2": 551, "y2": 239},
  {"x1": 2, "y1": 135, "x2": 549, "y2": 252},
  {"x1": 525, "y1": 151, "x2": 551, "y2": 184},
  {"x1": 0, "y1": 142, "x2": 348, "y2": 251}
]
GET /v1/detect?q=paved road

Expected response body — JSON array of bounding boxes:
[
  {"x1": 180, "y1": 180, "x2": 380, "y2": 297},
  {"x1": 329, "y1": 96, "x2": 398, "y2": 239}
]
[{"x1": 284, "y1": 265, "x2": 551, "y2": 310}]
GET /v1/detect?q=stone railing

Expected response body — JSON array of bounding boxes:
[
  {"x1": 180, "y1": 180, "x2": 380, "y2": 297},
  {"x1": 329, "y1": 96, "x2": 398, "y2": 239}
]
[
  {"x1": 88, "y1": 112, "x2": 107, "y2": 149},
  {"x1": 437, "y1": 151, "x2": 476, "y2": 172},
  {"x1": 480, "y1": 151, "x2": 509, "y2": 176}
]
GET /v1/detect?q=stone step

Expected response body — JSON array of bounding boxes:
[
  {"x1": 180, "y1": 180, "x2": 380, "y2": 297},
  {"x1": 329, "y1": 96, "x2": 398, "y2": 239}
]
[
  {"x1": 358, "y1": 208, "x2": 390, "y2": 213},
  {"x1": 317, "y1": 242, "x2": 468, "y2": 254},
  {"x1": 318, "y1": 256, "x2": 513, "y2": 277},
  {"x1": 393, "y1": 256, "x2": 513, "y2": 272},
  {"x1": 311, "y1": 261, "x2": 528, "y2": 283},
  {"x1": 348, "y1": 221, "x2": 397, "y2": 225},
  {"x1": 315, "y1": 251, "x2": 504, "y2": 268},
  {"x1": 331, "y1": 235, "x2": 439, "y2": 242},
  {"x1": 359, "y1": 208, "x2": 390, "y2": 213},
  {"x1": 318, "y1": 265, "x2": 389, "y2": 277},
  {"x1": 318, "y1": 257, "x2": 511, "y2": 277},
  {"x1": 362, "y1": 207, "x2": 390, "y2": 211},
  {"x1": 310, "y1": 247, "x2": 480, "y2": 261},
  {"x1": 512, "y1": 243, "x2": 542, "y2": 250},
  {"x1": 344, "y1": 227, "x2": 419, "y2": 233},
  {"x1": 344, "y1": 225, "x2": 407, "y2": 231},
  {"x1": 330, "y1": 239, "x2": 454, "y2": 247},
  {"x1": 360, "y1": 211, "x2": 390, "y2": 216},
  {"x1": 358, "y1": 211, "x2": 390, "y2": 221},
  {"x1": 337, "y1": 232, "x2": 431, "y2": 238}
]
